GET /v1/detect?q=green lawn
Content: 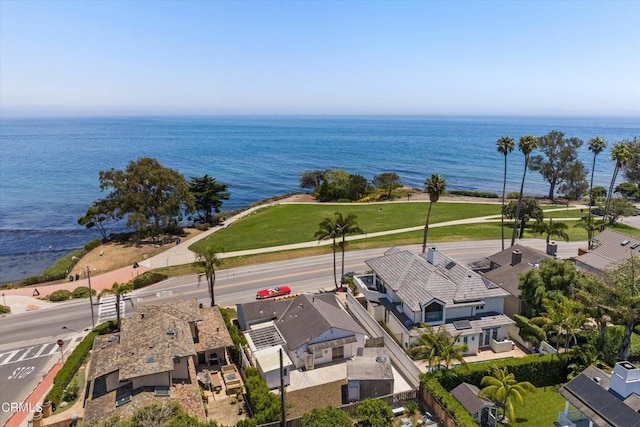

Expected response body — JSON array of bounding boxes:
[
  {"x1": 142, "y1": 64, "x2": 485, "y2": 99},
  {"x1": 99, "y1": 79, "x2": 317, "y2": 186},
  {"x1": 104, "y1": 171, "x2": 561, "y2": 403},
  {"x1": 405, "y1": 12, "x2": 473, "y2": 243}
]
[{"x1": 500, "y1": 384, "x2": 566, "y2": 427}]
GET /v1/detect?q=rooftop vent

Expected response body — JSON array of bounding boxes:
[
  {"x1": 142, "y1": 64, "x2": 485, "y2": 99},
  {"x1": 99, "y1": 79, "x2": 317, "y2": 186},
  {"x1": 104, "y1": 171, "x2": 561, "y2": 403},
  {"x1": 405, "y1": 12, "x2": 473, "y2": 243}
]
[
  {"x1": 145, "y1": 355, "x2": 156, "y2": 363},
  {"x1": 592, "y1": 376, "x2": 601, "y2": 384},
  {"x1": 375, "y1": 354, "x2": 389, "y2": 363},
  {"x1": 166, "y1": 328, "x2": 175, "y2": 336}
]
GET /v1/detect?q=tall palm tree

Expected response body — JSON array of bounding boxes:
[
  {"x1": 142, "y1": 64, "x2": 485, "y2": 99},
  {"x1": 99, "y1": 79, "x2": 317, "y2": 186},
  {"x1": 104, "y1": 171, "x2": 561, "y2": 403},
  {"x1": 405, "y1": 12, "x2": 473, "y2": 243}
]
[
  {"x1": 315, "y1": 215, "x2": 340, "y2": 289},
  {"x1": 422, "y1": 174, "x2": 447, "y2": 253},
  {"x1": 530, "y1": 217, "x2": 569, "y2": 244},
  {"x1": 604, "y1": 142, "x2": 631, "y2": 223},
  {"x1": 587, "y1": 137, "x2": 607, "y2": 221},
  {"x1": 511, "y1": 135, "x2": 538, "y2": 247},
  {"x1": 480, "y1": 366, "x2": 536, "y2": 424},
  {"x1": 497, "y1": 137, "x2": 515, "y2": 251},
  {"x1": 192, "y1": 244, "x2": 223, "y2": 307},
  {"x1": 98, "y1": 281, "x2": 134, "y2": 331},
  {"x1": 573, "y1": 218, "x2": 606, "y2": 250},
  {"x1": 334, "y1": 212, "x2": 363, "y2": 282}
]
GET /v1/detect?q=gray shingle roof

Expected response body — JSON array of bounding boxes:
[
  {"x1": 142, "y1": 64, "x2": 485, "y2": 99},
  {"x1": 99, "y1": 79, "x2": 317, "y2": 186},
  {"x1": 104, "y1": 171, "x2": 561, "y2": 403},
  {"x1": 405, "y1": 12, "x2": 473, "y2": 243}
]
[
  {"x1": 483, "y1": 245, "x2": 551, "y2": 297},
  {"x1": 575, "y1": 229, "x2": 640, "y2": 273},
  {"x1": 451, "y1": 382, "x2": 494, "y2": 415},
  {"x1": 366, "y1": 248, "x2": 508, "y2": 311}
]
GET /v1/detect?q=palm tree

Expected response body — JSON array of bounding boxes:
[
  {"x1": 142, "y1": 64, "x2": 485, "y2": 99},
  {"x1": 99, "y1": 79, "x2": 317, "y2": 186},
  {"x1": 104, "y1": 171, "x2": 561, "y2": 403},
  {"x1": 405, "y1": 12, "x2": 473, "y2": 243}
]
[
  {"x1": 511, "y1": 135, "x2": 538, "y2": 247},
  {"x1": 409, "y1": 323, "x2": 441, "y2": 372},
  {"x1": 530, "y1": 217, "x2": 569, "y2": 244},
  {"x1": 587, "y1": 137, "x2": 607, "y2": 221},
  {"x1": 315, "y1": 215, "x2": 340, "y2": 289},
  {"x1": 334, "y1": 212, "x2": 363, "y2": 282},
  {"x1": 604, "y1": 142, "x2": 631, "y2": 223},
  {"x1": 573, "y1": 218, "x2": 606, "y2": 250},
  {"x1": 192, "y1": 244, "x2": 223, "y2": 307},
  {"x1": 438, "y1": 329, "x2": 468, "y2": 371},
  {"x1": 98, "y1": 281, "x2": 134, "y2": 331},
  {"x1": 480, "y1": 366, "x2": 536, "y2": 424},
  {"x1": 422, "y1": 174, "x2": 447, "y2": 253},
  {"x1": 497, "y1": 137, "x2": 515, "y2": 251}
]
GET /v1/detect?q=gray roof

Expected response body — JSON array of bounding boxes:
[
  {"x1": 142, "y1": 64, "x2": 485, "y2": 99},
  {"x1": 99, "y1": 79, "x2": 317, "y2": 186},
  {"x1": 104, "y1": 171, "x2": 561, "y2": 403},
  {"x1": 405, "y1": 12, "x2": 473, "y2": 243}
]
[
  {"x1": 237, "y1": 298, "x2": 287, "y2": 330},
  {"x1": 440, "y1": 312, "x2": 515, "y2": 337},
  {"x1": 347, "y1": 348, "x2": 394, "y2": 381},
  {"x1": 275, "y1": 293, "x2": 365, "y2": 350},
  {"x1": 483, "y1": 245, "x2": 551, "y2": 297},
  {"x1": 451, "y1": 382, "x2": 494, "y2": 415},
  {"x1": 366, "y1": 248, "x2": 509, "y2": 311},
  {"x1": 575, "y1": 229, "x2": 640, "y2": 274},
  {"x1": 558, "y1": 365, "x2": 640, "y2": 427}
]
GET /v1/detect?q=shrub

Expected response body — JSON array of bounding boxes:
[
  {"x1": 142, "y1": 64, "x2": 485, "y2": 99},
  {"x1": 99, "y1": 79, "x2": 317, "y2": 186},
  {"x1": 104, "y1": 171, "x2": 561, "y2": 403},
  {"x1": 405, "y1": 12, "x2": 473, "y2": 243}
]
[
  {"x1": 84, "y1": 239, "x2": 102, "y2": 251},
  {"x1": 62, "y1": 381, "x2": 80, "y2": 402},
  {"x1": 195, "y1": 223, "x2": 210, "y2": 231},
  {"x1": 507, "y1": 191, "x2": 520, "y2": 199},
  {"x1": 405, "y1": 400, "x2": 419, "y2": 415},
  {"x1": 132, "y1": 272, "x2": 167, "y2": 289},
  {"x1": 244, "y1": 369, "x2": 280, "y2": 424},
  {"x1": 0, "y1": 305, "x2": 10, "y2": 314},
  {"x1": 48, "y1": 290, "x2": 72, "y2": 302},
  {"x1": 449, "y1": 190, "x2": 499, "y2": 198},
  {"x1": 72, "y1": 286, "x2": 96, "y2": 299}
]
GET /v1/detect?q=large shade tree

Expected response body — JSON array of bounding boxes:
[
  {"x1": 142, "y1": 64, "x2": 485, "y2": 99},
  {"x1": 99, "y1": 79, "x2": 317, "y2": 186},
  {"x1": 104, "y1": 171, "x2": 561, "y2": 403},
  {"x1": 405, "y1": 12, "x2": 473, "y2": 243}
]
[
  {"x1": 502, "y1": 198, "x2": 544, "y2": 239},
  {"x1": 372, "y1": 172, "x2": 403, "y2": 199},
  {"x1": 192, "y1": 244, "x2": 223, "y2": 307},
  {"x1": 622, "y1": 138, "x2": 640, "y2": 187},
  {"x1": 422, "y1": 173, "x2": 447, "y2": 253},
  {"x1": 480, "y1": 367, "x2": 535, "y2": 424},
  {"x1": 497, "y1": 136, "x2": 515, "y2": 251},
  {"x1": 528, "y1": 130, "x2": 584, "y2": 200},
  {"x1": 188, "y1": 174, "x2": 229, "y2": 224},
  {"x1": 511, "y1": 135, "x2": 538, "y2": 246},
  {"x1": 97, "y1": 157, "x2": 194, "y2": 237}
]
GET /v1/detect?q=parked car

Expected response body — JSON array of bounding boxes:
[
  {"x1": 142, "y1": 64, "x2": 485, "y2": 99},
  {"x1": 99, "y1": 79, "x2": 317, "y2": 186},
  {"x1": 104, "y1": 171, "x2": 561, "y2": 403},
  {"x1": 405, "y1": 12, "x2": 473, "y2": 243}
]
[{"x1": 256, "y1": 286, "x2": 292, "y2": 299}]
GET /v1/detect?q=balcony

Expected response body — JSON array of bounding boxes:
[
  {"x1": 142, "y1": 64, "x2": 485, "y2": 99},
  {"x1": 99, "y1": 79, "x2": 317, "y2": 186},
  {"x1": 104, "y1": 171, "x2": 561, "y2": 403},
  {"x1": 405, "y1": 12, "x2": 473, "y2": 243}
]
[{"x1": 556, "y1": 410, "x2": 591, "y2": 427}]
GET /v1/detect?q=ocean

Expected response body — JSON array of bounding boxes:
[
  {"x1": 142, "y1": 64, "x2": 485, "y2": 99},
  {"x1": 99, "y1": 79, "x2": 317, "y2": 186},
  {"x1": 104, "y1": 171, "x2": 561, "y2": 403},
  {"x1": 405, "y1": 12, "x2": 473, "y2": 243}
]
[{"x1": 1, "y1": 115, "x2": 638, "y2": 283}]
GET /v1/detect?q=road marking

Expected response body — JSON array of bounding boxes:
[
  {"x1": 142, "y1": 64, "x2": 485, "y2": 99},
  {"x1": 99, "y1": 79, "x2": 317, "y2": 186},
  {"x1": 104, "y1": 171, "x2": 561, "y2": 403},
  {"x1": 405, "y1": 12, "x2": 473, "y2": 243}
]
[
  {"x1": 33, "y1": 343, "x2": 51, "y2": 358},
  {"x1": 0, "y1": 341, "x2": 66, "y2": 366},
  {"x1": 0, "y1": 350, "x2": 20, "y2": 366},
  {"x1": 97, "y1": 295, "x2": 126, "y2": 323},
  {"x1": 16, "y1": 347, "x2": 34, "y2": 362}
]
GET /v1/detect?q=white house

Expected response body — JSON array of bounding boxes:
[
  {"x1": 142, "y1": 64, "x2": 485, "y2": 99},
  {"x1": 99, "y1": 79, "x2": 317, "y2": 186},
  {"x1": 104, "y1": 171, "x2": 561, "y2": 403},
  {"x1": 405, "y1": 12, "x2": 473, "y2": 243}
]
[{"x1": 354, "y1": 247, "x2": 514, "y2": 354}]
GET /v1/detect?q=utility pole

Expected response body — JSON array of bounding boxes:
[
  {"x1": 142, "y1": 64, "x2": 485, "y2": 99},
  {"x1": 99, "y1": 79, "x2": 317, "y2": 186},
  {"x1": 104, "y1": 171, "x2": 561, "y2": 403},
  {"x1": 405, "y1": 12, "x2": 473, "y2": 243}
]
[
  {"x1": 280, "y1": 348, "x2": 286, "y2": 427},
  {"x1": 87, "y1": 266, "x2": 95, "y2": 328}
]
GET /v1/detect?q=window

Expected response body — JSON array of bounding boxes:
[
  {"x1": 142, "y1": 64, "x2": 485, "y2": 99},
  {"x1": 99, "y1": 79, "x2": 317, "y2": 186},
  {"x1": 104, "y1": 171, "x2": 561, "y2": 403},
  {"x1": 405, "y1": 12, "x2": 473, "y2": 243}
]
[
  {"x1": 314, "y1": 350, "x2": 322, "y2": 359},
  {"x1": 423, "y1": 301, "x2": 444, "y2": 323},
  {"x1": 463, "y1": 336, "x2": 468, "y2": 344}
]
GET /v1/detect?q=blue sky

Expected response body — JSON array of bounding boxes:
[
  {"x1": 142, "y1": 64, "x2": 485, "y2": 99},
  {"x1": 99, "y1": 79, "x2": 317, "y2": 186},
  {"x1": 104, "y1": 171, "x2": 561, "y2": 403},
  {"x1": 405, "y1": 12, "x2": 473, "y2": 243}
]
[{"x1": 1, "y1": 1, "x2": 638, "y2": 117}]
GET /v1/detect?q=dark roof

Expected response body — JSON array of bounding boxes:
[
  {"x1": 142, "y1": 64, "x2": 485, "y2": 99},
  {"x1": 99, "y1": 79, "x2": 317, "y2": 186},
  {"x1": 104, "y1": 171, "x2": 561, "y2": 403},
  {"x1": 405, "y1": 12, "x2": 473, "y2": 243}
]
[
  {"x1": 575, "y1": 229, "x2": 640, "y2": 274},
  {"x1": 451, "y1": 382, "x2": 494, "y2": 415},
  {"x1": 237, "y1": 298, "x2": 287, "y2": 330},
  {"x1": 558, "y1": 366, "x2": 640, "y2": 427},
  {"x1": 365, "y1": 248, "x2": 508, "y2": 311},
  {"x1": 483, "y1": 245, "x2": 551, "y2": 297}
]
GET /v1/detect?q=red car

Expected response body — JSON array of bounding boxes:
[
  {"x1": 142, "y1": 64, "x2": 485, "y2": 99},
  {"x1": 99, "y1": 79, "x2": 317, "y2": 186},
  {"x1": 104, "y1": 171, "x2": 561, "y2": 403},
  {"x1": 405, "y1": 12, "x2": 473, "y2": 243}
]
[{"x1": 256, "y1": 286, "x2": 292, "y2": 299}]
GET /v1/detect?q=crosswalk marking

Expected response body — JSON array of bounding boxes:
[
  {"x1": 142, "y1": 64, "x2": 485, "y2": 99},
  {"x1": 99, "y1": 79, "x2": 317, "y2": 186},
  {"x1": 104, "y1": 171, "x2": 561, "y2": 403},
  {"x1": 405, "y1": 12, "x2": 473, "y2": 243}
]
[
  {"x1": 97, "y1": 295, "x2": 126, "y2": 323},
  {"x1": 0, "y1": 341, "x2": 67, "y2": 366}
]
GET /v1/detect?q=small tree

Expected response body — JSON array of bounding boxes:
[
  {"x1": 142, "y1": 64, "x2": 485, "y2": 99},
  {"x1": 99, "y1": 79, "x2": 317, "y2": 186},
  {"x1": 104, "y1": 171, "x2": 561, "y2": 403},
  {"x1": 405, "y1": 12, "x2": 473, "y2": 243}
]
[
  {"x1": 302, "y1": 406, "x2": 352, "y2": 427},
  {"x1": 503, "y1": 198, "x2": 544, "y2": 239},
  {"x1": 356, "y1": 398, "x2": 393, "y2": 427},
  {"x1": 192, "y1": 244, "x2": 223, "y2": 307},
  {"x1": 98, "y1": 281, "x2": 134, "y2": 331},
  {"x1": 188, "y1": 174, "x2": 230, "y2": 224},
  {"x1": 530, "y1": 217, "x2": 569, "y2": 243},
  {"x1": 480, "y1": 366, "x2": 535, "y2": 424},
  {"x1": 372, "y1": 172, "x2": 402, "y2": 199}
]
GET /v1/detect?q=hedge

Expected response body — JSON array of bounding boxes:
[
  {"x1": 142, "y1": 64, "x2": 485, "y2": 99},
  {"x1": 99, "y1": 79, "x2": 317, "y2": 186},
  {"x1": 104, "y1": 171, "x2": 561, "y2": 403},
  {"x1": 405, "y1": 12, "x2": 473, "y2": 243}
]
[
  {"x1": 48, "y1": 290, "x2": 72, "y2": 302},
  {"x1": 72, "y1": 286, "x2": 95, "y2": 299},
  {"x1": 132, "y1": 271, "x2": 167, "y2": 289},
  {"x1": 449, "y1": 190, "x2": 499, "y2": 199},
  {"x1": 244, "y1": 368, "x2": 280, "y2": 425},
  {"x1": 45, "y1": 320, "x2": 116, "y2": 410}
]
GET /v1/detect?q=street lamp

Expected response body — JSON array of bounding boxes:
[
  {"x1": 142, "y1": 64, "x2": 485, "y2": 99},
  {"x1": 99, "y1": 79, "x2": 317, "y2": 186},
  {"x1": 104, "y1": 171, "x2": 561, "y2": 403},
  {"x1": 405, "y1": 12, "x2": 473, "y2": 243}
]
[{"x1": 71, "y1": 256, "x2": 95, "y2": 328}]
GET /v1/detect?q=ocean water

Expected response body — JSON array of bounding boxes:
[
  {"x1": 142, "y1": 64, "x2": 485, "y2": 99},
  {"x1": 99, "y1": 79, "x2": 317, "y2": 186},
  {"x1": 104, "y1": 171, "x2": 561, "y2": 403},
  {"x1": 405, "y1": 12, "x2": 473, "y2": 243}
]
[{"x1": 1, "y1": 115, "x2": 638, "y2": 283}]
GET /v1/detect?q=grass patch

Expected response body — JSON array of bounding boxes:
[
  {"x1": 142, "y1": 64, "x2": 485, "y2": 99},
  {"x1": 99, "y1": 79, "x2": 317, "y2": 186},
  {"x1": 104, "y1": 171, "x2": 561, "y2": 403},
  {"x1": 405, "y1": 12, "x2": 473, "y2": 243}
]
[
  {"x1": 191, "y1": 202, "x2": 502, "y2": 253},
  {"x1": 501, "y1": 384, "x2": 566, "y2": 427}
]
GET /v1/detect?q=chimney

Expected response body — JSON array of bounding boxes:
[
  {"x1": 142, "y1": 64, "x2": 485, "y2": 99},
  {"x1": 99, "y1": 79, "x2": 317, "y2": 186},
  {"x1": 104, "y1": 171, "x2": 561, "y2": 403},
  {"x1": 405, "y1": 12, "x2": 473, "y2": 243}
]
[
  {"x1": 511, "y1": 249, "x2": 523, "y2": 265},
  {"x1": 547, "y1": 241, "x2": 558, "y2": 257},
  {"x1": 610, "y1": 361, "x2": 640, "y2": 399},
  {"x1": 427, "y1": 247, "x2": 438, "y2": 265}
]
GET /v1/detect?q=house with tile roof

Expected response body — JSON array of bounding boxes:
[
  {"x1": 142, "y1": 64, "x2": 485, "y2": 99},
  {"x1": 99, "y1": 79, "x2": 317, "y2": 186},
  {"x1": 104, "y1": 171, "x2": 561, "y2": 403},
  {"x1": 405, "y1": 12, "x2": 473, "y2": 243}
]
[
  {"x1": 84, "y1": 299, "x2": 233, "y2": 424},
  {"x1": 237, "y1": 293, "x2": 367, "y2": 375},
  {"x1": 574, "y1": 229, "x2": 640, "y2": 278},
  {"x1": 354, "y1": 247, "x2": 514, "y2": 355},
  {"x1": 557, "y1": 361, "x2": 640, "y2": 427},
  {"x1": 482, "y1": 244, "x2": 552, "y2": 317}
]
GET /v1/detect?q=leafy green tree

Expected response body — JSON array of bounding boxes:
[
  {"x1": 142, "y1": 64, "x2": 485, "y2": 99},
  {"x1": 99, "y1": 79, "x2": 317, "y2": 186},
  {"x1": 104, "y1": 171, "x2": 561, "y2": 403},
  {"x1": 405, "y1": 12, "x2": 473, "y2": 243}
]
[
  {"x1": 77, "y1": 199, "x2": 118, "y2": 242},
  {"x1": 98, "y1": 281, "x2": 134, "y2": 331},
  {"x1": 98, "y1": 157, "x2": 194, "y2": 237},
  {"x1": 589, "y1": 186, "x2": 607, "y2": 204},
  {"x1": 316, "y1": 169, "x2": 351, "y2": 201},
  {"x1": 497, "y1": 136, "x2": 515, "y2": 251},
  {"x1": 519, "y1": 259, "x2": 581, "y2": 317},
  {"x1": 315, "y1": 215, "x2": 340, "y2": 289},
  {"x1": 372, "y1": 172, "x2": 402, "y2": 199},
  {"x1": 356, "y1": 398, "x2": 393, "y2": 427},
  {"x1": 531, "y1": 297, "x2": 585, "y2": 350},
  {"x1": 347, "y1": 174, "x2": 371, "y2": 201},
  {"x1": 615, "y1": 182, "x2": 640, "y2": 199},
  {"x1": 530, "y1": 217, "x2": 569, "y2": 243},
  {"x1": 299, "y1": 170, "x2": 325, "y2": 190},
  {"x1": 422, "y1": 173, "x2": 447, "y2": 253},
  {"x1": 558, "y1": 161, "x2": 588, "y2": 201},
  {"x1": 604, "y1": 142, "x2": 632, "y2": 223},
  {"x1": 409, "y1": 324, "x2": 467, "y2": 371},
  {"x1": 511, "y1": 135, "x2": 539, "y2": 246},
  {"x1": 302, "y1": 406, "x2": 352, "y2": 427},
  {"x1": 529, "y1": 130, "x2": 584, "y2": 200},
  {"x1": 622, "y1": 137, "x2": 640, "y2": 186},
  {"x1": 503, "y1": 198, "x2": 543, "y2": 239},
  {"x1": 335, "y1": 212, "x2": 363, "y2": 281},
  {"x1": 188, "y1": 174, "x2": 229, "y2": 224},
  {"x1": 480, "y1": 366, "x2": 535, "y2": 424},
  {"x1": 193, "y1": 244, "x2": 223, "y2": 307},
  {"x1": 513, "y1": 314, "x2": 547, "y2": 348}
]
